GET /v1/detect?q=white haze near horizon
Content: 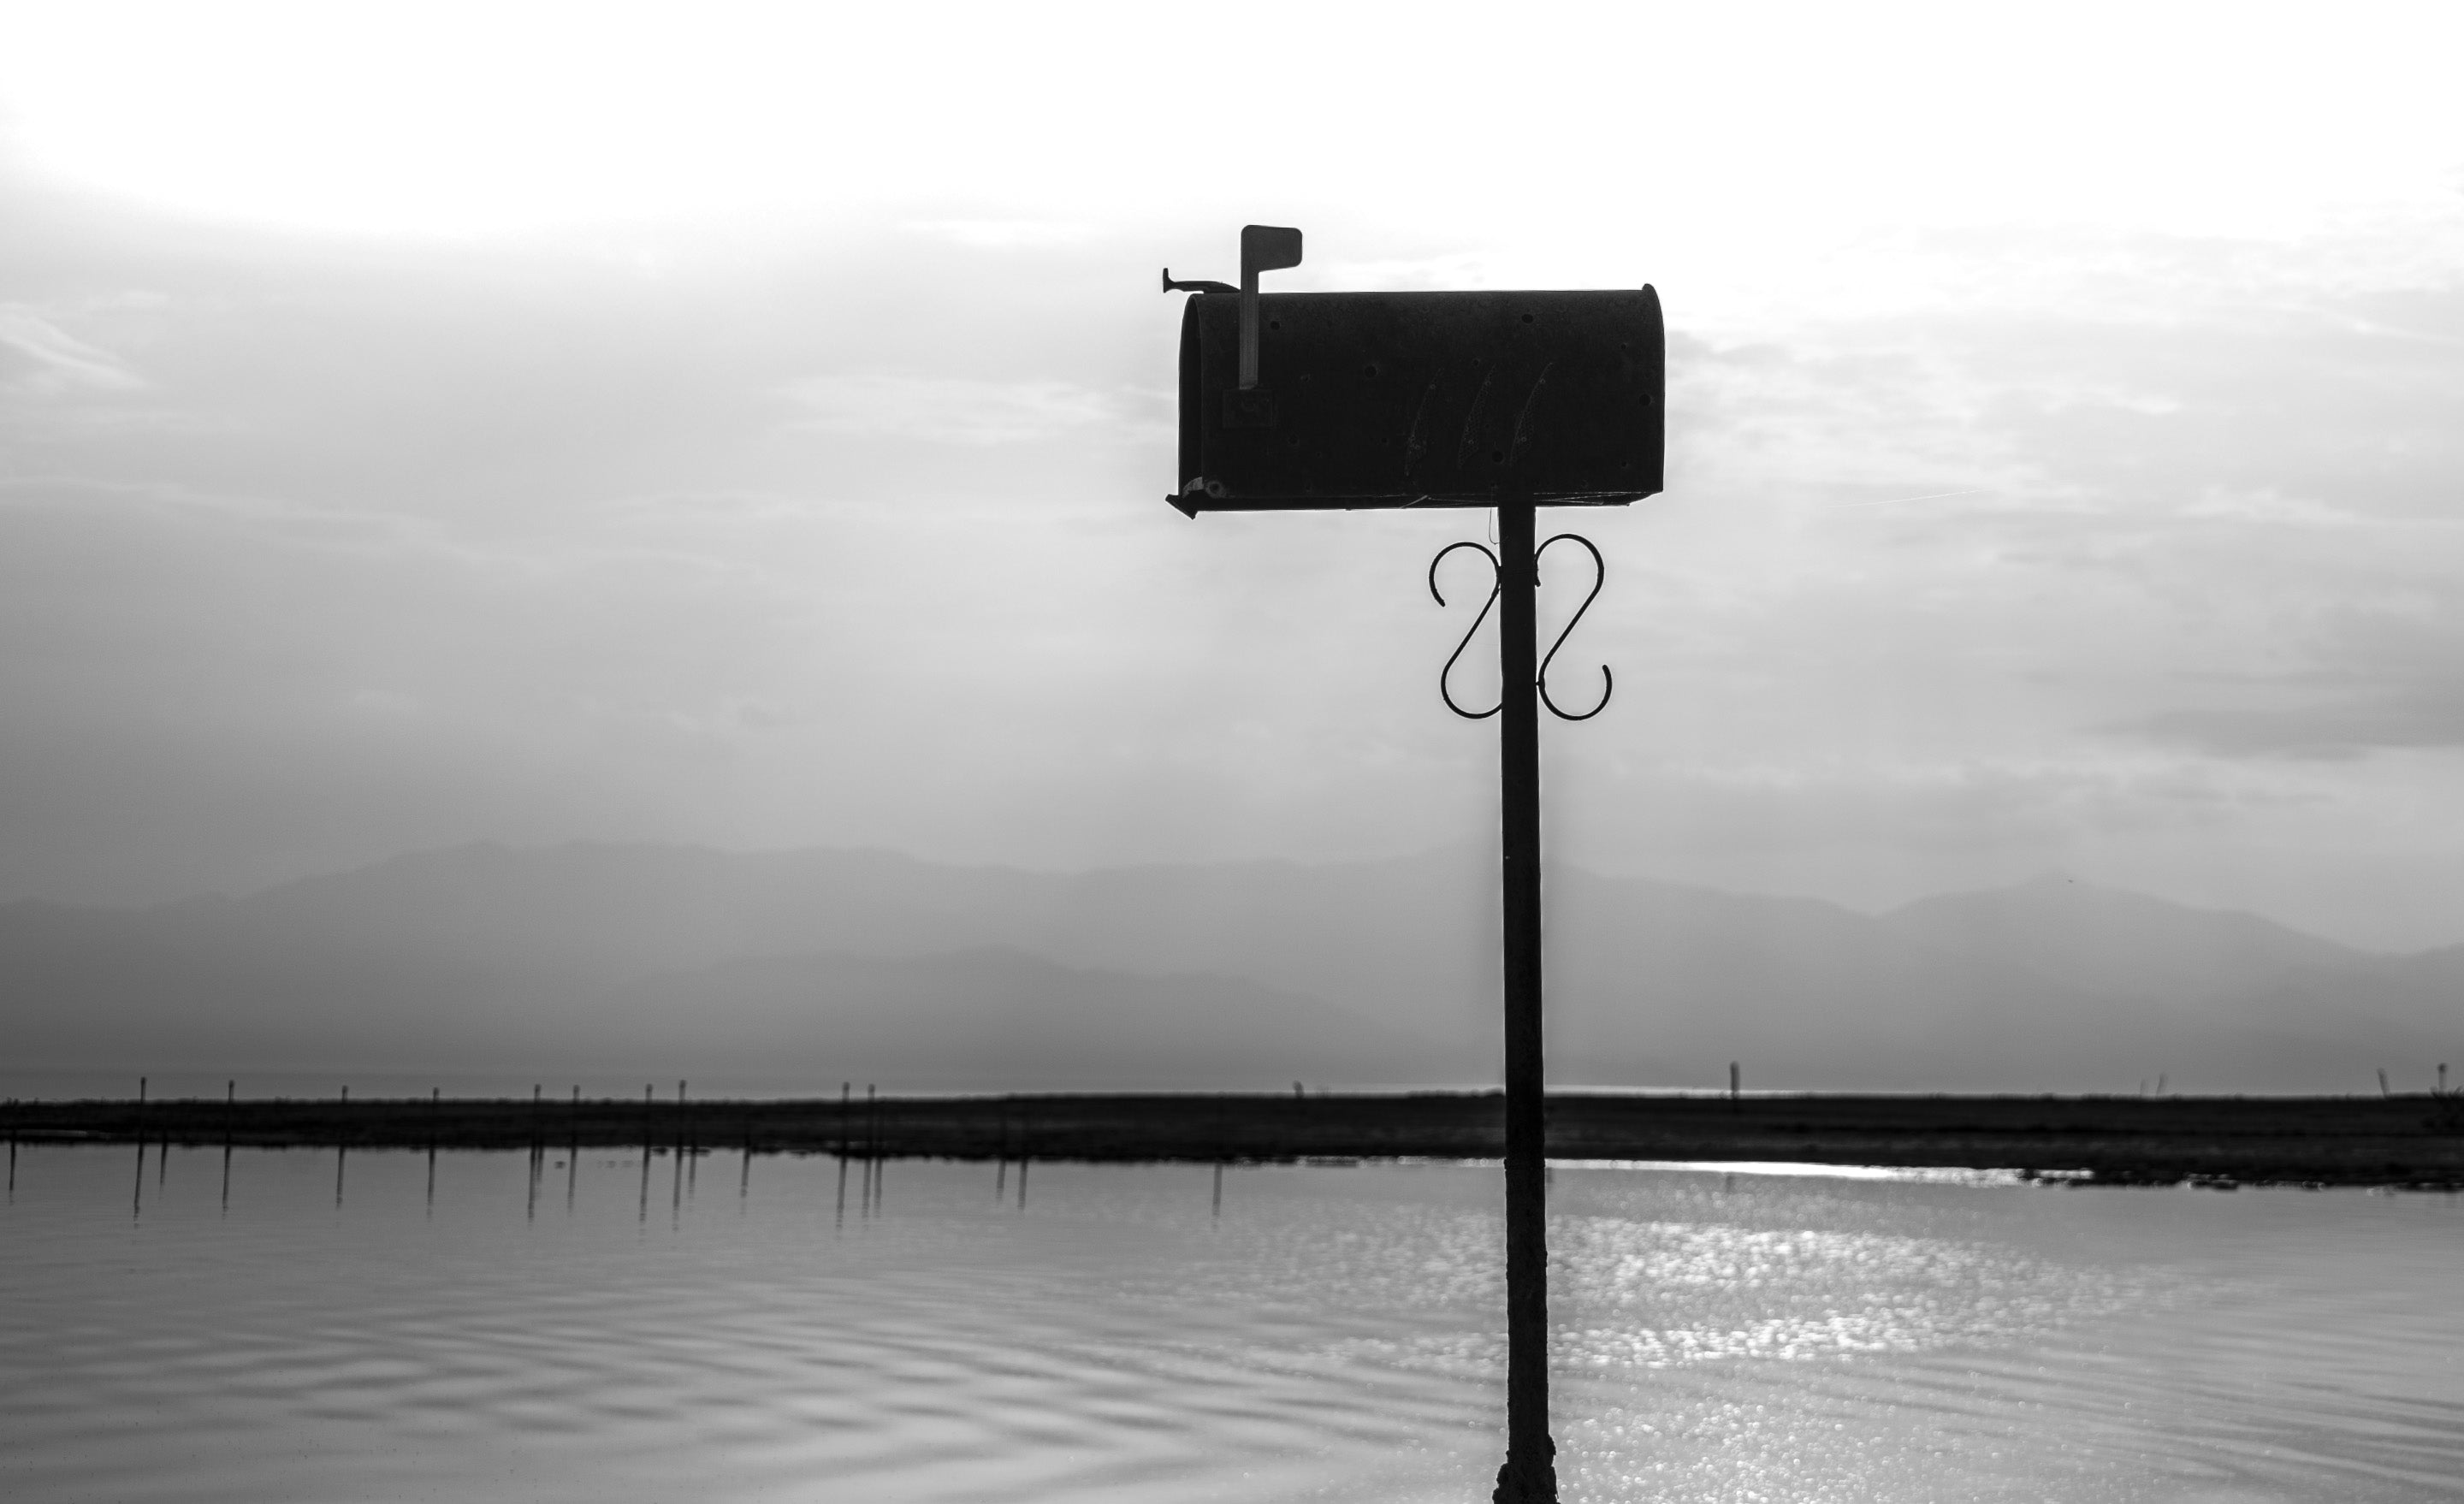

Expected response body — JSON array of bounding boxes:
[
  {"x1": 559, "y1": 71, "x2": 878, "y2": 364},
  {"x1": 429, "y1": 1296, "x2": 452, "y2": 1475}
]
[{"x1": 3, "y1": 3, "x2": 2464, "y2": 950}]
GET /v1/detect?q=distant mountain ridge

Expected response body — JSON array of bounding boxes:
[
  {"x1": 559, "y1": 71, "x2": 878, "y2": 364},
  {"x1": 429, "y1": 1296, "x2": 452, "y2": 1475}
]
[{"x1": 2, "y1": 844, "x2": 2454, "y2": 1093}]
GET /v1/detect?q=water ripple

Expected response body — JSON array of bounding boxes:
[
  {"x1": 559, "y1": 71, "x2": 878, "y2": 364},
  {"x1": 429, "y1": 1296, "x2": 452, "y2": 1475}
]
[{"x1": 1, "y1": 1148, "x2": 2455, "y2": 1501}]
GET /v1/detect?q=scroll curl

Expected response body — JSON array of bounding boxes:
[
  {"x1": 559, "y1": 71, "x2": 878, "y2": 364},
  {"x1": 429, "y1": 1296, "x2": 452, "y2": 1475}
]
[
  {"x1": 1536, "y1": 532, "x2": 1611, "y2": 722},
  {"x1": 1427, "y1": 540, "x2": 1502, "y2": 720}
]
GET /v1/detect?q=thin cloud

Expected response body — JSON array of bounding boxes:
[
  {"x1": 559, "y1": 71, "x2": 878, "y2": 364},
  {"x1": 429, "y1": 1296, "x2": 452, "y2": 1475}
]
[
  {"x1": 2112, "y1": 693, "x2": 2464, "y2": 761},
  {"x1": 899, "y1": 219, "x2": 1097, "y2": 249},
  {"x1": 0, "y1": 305, "x2": 145, "y2": 394},
  {"x1": 779, "y1": 373, "x2": 1127, "y2": 447}
]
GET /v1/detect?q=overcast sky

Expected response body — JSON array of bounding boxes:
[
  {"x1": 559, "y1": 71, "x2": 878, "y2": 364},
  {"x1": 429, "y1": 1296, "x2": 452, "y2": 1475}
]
[{"x1": 3, "y1": 2, "x2": 2462, "y2": 949}]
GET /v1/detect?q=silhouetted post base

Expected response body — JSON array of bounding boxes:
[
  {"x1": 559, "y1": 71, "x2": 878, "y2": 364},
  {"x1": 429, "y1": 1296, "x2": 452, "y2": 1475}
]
[
  {"x1": 1493, "y1": 494, "x2": 1557, "y2": 1503},
  {"x1": 1494, "y1": 1442, "x2": 1560, "y2": 1504}
]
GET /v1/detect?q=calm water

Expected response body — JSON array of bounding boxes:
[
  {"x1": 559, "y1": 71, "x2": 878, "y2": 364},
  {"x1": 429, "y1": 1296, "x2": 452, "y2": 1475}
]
[{"x1": 2, "y1": 1145, "x2": 2457, "y2": 1502}]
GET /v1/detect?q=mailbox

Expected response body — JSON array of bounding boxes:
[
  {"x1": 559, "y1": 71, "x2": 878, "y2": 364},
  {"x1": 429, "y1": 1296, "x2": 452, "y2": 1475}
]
[{"x1": 1166, "y1": 237, "x2": 1663, "y2": 516}]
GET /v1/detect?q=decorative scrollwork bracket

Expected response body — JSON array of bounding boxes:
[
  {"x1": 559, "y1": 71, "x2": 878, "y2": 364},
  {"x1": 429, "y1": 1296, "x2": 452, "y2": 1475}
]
[{"x1": 1428, "y1": 532, "x2": 1612, "y2": 722}]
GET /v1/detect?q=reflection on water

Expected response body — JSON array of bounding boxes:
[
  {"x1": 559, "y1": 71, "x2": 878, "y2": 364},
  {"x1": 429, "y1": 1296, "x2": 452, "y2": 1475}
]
[{"x1": 3, "y1": 1145, "x2": 2457, "y2": 1502}]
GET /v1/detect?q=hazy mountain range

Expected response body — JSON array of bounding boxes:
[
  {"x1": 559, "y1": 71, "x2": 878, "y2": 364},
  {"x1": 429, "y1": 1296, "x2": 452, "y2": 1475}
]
[{"x1": 4, "y1": 844, "x2": 2456, "y2": 1093}]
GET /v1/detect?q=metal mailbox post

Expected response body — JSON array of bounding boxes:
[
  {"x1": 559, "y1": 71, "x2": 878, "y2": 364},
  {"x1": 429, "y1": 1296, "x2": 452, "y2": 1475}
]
[{"x1": 1164, "y1": 226, "x2": 1665, "y2": 1503}]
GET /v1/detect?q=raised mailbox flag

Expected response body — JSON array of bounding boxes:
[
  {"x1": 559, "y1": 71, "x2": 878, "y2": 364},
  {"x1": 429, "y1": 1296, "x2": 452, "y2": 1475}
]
[{"x1": 1165, "y1": 229, "x2": 1663, "y2": 516}]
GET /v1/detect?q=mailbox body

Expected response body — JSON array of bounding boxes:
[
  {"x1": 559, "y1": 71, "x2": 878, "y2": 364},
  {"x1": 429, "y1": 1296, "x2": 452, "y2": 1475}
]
[{"x1": 1173, "y1": 286, "x2": 1662, "y2": 515}]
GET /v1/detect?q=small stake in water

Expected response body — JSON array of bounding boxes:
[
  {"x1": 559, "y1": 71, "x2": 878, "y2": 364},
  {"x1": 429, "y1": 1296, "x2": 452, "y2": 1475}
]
[
  {"x1": 865, "y1": 1085, "x2": 880, "y2": 1214},
  {"x1": 637, "y1": 1085, "x2": 654, "y2": 1223},
  {"x1": 1011, "y1": 1104, "x2": 1034, "y2": 1209},
  {"x1": 528, "y1": 1087, "x2": 546, "y2": 1221},
  {"x1": 1729, "y1": 1062, "x2": 1739, "y2": 1104},
  {"x1": 2379, "y1": 1068, "x2": 2391, "y2": 1098},
  {"x1": 678, "y1": 1082, "x2": 694, "y2": 1199}
]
